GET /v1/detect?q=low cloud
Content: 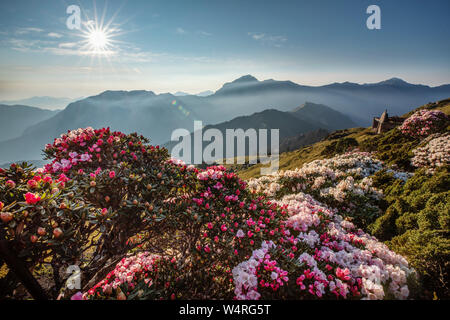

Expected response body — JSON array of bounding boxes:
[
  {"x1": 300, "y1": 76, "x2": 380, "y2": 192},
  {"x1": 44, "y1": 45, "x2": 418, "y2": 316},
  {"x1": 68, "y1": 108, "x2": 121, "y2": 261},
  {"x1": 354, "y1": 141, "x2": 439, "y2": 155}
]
[
  {"x1": 58, "y1": 42, "x2": 78, "y2": 48},
  {"x1": 248, "y1": 32, "x2": 287, "y2": 47},
  {"x1": 15, "y1": 27, "x2": 44, "y2": 35},
  {"x1": 48, "y1": 32, "x2": 63, "y2": 38},
  {"x1": 176, "y1": 27, "x2": 187, "y2": 35},
  {"x1": 198, "y1": 30, "x2": 212, "y2": 36}
]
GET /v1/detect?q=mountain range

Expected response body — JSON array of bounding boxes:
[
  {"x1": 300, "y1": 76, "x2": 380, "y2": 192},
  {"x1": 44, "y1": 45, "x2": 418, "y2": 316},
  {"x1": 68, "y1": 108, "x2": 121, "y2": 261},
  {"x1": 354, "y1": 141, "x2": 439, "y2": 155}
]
[{"x1": 0, "y1": 75, "x2": 449, "y2": 165}]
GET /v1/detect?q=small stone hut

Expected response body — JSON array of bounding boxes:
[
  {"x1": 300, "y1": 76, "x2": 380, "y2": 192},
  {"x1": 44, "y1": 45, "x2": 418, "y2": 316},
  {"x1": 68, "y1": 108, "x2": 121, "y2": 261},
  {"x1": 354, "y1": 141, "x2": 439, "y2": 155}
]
[{"x1": 372, "y1": 110, "x2": 404, "y2": 134}]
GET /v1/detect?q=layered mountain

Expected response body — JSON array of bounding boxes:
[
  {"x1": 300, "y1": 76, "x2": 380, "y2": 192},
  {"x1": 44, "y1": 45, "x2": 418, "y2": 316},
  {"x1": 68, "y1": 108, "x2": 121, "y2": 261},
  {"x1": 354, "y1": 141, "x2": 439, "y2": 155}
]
[
  {"x1": 0, "y1": 105, "x2": 59, "y2": 142},
  {"x1": 0, "y1": 90, "x2": 212, "y2": 164},
  {"x1": 208, "y1": 75, "x2": 450, "y2": 124},
  {"x1": 290, "y1": 102, "x2": 357, "y2": 131},
  {"x1": 164, "y1": 103, "x2": 354, "y2": 162},
  {"x1": 0, "y1": 75, "x2": 449, "y2": 164}
]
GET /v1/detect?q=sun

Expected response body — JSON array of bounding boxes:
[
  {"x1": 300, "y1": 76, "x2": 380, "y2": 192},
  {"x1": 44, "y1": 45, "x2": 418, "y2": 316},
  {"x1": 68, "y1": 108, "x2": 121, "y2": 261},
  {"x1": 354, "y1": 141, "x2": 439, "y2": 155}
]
[
  {"x1": 88, "y1": 29, "x2": 109, "y2": 51},
  {"x1": 79, "y1": 17, "x2": 119, "y2": 56},
  {"x1": 83, "y1": 23, "x2": 115, "y2": 55},
  {"x1": 71, "y1": 3, "x2": 127, "y2": 59}
]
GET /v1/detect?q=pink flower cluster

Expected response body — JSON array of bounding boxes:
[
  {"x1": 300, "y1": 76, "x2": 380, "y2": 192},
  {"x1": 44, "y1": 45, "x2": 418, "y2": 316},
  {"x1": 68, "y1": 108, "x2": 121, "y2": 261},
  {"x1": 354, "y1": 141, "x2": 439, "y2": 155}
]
[
  {"x1": 86, "y1": 252, "x2": 162, "y2": 299},
  {"x1": 399, "y1": 109, "x2": 448, "y2": 138},
  {"x1": 233, "y1": 191, "x2": 414, "y2": 300},
  {"x1": 247, "y1": 152, "x2": 391, "y2": 228},
  {"x1": 44, "y1": 127, "x2": 127, "y2": 174}
]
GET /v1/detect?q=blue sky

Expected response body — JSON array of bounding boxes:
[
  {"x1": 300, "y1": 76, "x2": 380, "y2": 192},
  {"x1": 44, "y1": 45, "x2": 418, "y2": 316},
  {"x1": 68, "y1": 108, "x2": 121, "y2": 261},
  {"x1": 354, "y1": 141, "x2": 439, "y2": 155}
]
[{"x1": 0, "y1": 0, "x2": 449, "y2": 100}]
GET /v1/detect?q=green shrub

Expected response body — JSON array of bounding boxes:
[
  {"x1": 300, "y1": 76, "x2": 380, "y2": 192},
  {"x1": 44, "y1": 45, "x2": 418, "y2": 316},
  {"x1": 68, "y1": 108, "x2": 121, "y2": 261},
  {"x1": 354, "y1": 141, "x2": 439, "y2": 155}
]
[
  {"x1": 370, "y1": 166, "x2": 450, "y2": 298},
  {"x1": 389, "y1": 230, "x2": 449, "y2": 299},
  {"x1": 360, "y1": 128, "x2": 418, "y2": 171},
  {"x1": 321, "y1": 137, "x2": 358, "y2": 157}
]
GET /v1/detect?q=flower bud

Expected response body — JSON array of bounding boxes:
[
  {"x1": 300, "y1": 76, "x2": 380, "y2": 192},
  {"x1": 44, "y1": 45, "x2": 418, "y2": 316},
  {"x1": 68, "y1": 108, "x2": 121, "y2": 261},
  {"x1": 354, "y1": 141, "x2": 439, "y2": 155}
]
[
  {"x1": 1, "y1": 212, "x2": 13, "y2": 223},
  {"x1": 117, "y1": 291, "x2": 127, "y2": 300},
  {"x1": 53, "y1": 228, "x2": 63, "y2": 238},
  {"x1": 5, "y1": 180, "x2": 16, "y2": 189},
  {"x1": 37, "y1": 227, "x2": 46, "y2": 236}
]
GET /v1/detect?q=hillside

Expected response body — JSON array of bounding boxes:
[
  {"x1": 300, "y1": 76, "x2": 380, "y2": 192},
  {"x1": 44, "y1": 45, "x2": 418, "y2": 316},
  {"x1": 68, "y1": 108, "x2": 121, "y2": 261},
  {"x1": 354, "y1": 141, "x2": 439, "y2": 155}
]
[
  {"x1": 237, "y1": 98, "x2": 450, "y2": 180},
  {"x1": 0, "y1": 105, "x2": 58, "y2": 142}
]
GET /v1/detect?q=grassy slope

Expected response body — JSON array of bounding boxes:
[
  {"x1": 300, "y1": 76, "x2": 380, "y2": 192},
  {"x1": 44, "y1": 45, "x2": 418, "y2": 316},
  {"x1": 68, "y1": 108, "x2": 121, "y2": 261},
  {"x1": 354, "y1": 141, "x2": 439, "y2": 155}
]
[{"x1": 237, "y1": 98, "x2": 450, "y2": 180}]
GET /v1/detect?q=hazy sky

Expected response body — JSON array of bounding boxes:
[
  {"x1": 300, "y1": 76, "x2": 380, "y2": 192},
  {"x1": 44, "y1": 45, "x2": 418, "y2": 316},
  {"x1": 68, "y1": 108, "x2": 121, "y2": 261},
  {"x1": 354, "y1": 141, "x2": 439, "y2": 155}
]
[{"x1": 0, "y1": 0, "x2": 449, "y2": 100}]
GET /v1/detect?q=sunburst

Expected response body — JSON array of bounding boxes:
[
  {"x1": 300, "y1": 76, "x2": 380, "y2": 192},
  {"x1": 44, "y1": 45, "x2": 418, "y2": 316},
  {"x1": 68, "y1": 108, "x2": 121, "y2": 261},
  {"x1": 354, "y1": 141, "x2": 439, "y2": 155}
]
[
  {"x1": 74, "y1": 3, "x2": 127, "y2": 58},
  {"x1": 80, "y1": 20, "x2": 116, "y2": 56}
]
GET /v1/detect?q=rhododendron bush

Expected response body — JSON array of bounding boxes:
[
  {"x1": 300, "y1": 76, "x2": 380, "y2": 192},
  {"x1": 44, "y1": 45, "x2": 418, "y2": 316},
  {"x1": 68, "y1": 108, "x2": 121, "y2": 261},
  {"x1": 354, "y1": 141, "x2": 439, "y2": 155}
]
[
  {"x1": 411, "y1": 133, "x2": 450, "y2": 172},
  {"x1": 247, "y1": 152, "x2": 395, "y2": 229},
  {"x1": 1, "y1": 128, "x2": 199, "y2": 298},
  {"x1": 83, "y1": 152, "x2": 416, "y2": 300},
  {"x1": 0, "y1": 163, "x2": 92, "y2": 296},
  {"x1": 233, "y1": 193, "x2": 414, "y2": 300},
  {"x1": 84, "y1": 165, "x2": 288, "y2": 300},
  {"x1": 399, "y1": 109, "x2": 448, "y2": 138}
]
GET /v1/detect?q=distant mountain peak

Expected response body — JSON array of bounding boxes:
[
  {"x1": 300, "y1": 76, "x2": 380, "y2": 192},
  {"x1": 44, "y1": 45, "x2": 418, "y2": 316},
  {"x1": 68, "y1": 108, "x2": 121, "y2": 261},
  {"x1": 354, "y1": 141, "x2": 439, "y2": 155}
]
[
  {"x1": 231, "y1": 75, "x2": 259, "y2": 83},
  {"x1": 95, "y1": 90, "x2": 155, "y2": 99},
  {"x1": 375, "y1": 77, "x2": 411, "y2": 86},
  {"x1": 215, "y1": 75, "x2": 260, "y2": 94},
  {"x1": 292, "y1": 102, "x2": 340, "y2": 114}
]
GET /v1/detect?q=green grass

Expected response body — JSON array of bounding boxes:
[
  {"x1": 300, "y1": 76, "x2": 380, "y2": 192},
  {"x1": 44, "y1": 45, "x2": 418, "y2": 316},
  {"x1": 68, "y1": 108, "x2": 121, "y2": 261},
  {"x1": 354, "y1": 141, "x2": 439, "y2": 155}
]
[{"x1": 236, "y1": 127, "x2": 371, "y2": 180}]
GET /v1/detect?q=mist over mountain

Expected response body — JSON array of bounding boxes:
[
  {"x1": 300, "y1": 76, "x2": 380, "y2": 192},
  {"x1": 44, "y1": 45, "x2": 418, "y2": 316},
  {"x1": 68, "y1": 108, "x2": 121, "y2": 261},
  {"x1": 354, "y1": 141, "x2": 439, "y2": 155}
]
[
  {"x1": 174, "y1": 90, "x2": 215, "y2": 97},
  {"x1": 208, "y1": 75, "x2": 450, "y2": 125},
  {"x1": 164, "y1": 103, "x2": 356, "y2": 162},
  {"x1": 0, "y1": 104, "x2": 58, "y2": 142},
  {"x1": 0, "y1": 90, "x2": 210, "y2": 164},
  {"x1": 196, "y1": 90, "x2": 214, "y2": 97},
  {"x1": 174, "y1": 92, "x2": 190, "y2": 96},
  {"x1": 0, "y1": 96, "x2": 82, "y2": 110},
  {"x1": 0, "y1": 75, "x2": 449, "y2": 164}
]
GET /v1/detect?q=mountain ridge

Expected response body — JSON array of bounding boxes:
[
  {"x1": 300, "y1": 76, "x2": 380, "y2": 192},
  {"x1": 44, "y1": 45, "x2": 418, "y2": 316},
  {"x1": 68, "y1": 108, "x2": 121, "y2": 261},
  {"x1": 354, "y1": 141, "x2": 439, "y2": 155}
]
[{"x1": 1, "y1": 75, "x2": 450, "y2": 164}]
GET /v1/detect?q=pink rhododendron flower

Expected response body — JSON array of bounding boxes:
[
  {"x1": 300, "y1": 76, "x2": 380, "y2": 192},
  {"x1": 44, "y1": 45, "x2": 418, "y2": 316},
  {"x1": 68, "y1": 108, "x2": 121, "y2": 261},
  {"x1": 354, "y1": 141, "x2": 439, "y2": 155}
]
[
  {"x1": 71, "y1": 292, "x2": 84, "y2": 300},
  {"x1": 25, "y1": 192, "x2": 41, "y2": 205}
]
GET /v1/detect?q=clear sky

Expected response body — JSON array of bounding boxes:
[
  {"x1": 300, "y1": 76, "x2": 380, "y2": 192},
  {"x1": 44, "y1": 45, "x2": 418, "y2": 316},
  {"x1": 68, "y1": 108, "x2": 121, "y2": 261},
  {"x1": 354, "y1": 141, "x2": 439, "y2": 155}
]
[{"x1": 0, "y1": 0, "x2": 449, "y2": 100}]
